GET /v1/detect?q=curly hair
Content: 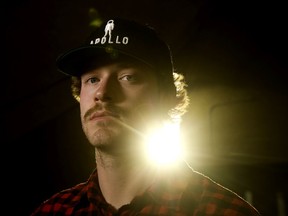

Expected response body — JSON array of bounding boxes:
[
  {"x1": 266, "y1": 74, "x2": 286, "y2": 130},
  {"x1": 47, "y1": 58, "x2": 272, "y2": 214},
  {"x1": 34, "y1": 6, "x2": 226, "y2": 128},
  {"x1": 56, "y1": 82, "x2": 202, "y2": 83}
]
[{"x1": 71, "y1": 70, "x2": 189, "y2": 122}]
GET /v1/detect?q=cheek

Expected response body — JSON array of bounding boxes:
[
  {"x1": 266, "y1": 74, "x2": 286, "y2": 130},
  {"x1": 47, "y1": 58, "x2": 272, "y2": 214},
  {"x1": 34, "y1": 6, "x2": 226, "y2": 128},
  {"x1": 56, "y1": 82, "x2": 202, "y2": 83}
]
[
  {"x1": 125, "y1": 85, "x2": 160, "y2": 115},
  {"x1": 141, "y1": 83, "x2": 159, "y2": 105},
  {"x1": 126, "y1": 84, "x2": 158, "y2": 103},
  {"x1": 79, "y1": 89, "x2": 93, "y2": 116},
  {"x1": 124, "y1": 90, "x2": 161, "y2": 132}
]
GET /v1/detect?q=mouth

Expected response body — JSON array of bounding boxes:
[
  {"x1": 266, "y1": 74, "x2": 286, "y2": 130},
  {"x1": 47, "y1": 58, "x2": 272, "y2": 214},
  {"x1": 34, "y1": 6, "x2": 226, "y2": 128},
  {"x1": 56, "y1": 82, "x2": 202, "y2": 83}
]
[{"x1": 89, "y1": 111, "x2": 120, "y2": 121}]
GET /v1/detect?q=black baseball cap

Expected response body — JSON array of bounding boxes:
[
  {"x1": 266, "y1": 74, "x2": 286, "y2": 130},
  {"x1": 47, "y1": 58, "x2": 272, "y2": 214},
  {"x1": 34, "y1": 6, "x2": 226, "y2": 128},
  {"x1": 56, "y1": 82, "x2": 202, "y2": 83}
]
[{"x1": 56, "y1": 18, "x2": 174, "y2": 77}]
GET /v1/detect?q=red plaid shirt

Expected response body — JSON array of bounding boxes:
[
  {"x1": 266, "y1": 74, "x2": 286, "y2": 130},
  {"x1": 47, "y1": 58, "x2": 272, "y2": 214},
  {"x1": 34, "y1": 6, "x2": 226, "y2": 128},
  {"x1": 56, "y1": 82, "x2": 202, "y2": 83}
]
[{"x1": 31, "y1": 165, "x2": 260, "y2": 215}]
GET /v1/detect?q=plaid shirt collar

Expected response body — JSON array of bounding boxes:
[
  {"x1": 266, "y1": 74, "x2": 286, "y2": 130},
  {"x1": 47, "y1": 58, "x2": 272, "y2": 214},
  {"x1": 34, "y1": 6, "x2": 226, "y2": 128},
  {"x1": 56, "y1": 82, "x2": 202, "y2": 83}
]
[{"x1": 84, "y1": 164, "x2": 190, "y2": 212}]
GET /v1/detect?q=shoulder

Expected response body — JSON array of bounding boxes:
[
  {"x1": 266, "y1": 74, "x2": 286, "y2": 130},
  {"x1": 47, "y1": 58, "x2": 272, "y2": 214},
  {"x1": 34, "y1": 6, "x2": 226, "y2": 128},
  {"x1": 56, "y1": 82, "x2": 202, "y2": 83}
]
[
  {"x1": 30, "y1": 182, "x2": 87, "y2": 216},
  {"x1": 181, "y1": 168, "x2": 261, "y2": 216}
]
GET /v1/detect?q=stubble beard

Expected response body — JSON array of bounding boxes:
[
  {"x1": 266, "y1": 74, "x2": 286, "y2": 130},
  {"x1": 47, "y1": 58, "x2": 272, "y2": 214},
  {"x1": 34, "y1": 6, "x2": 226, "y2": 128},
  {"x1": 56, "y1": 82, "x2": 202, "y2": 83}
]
[
  {"x1": 81, "y1": 103, "x2": 158, "y2": 158},
  {"x1": 83, "y1": 118, "x2": 136, "y2": 152},
  {"x1": 83, "y1": 119, "x2": 120, "y2": 148}
]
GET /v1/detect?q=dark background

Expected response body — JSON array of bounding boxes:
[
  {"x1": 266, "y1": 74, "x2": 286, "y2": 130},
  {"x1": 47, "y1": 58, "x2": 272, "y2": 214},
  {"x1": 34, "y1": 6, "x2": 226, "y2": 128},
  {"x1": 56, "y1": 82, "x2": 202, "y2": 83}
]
[{"x1": 3, "y1": 0, "x2": 287, "y2": 215}]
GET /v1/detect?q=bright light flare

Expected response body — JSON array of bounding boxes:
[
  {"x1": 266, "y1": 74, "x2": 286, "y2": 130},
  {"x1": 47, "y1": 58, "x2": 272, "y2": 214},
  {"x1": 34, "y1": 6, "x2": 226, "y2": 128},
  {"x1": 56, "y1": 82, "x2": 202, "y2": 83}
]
[{"x1": 146, "y1": 122, "x2": 184, "y2": 166}]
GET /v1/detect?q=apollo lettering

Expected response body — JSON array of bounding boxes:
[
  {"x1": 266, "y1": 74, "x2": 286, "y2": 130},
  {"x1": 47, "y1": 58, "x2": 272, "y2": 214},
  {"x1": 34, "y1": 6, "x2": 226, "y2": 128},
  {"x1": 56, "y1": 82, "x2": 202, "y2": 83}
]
[{"x1": 90, "y1": 36, "x2": 129, "y2": 45}]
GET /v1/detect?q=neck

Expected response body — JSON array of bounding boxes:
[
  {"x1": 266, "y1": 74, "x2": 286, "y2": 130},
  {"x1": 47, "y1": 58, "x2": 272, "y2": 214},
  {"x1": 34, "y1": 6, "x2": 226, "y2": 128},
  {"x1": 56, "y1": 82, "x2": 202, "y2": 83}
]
[{"x1": 95, "y1": 148, "x2": 156, "y2": 210}]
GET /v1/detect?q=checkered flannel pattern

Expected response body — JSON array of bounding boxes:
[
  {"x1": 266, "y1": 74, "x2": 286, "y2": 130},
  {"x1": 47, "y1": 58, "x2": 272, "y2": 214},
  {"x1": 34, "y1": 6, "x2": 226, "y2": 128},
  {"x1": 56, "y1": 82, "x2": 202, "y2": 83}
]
[{"x1": 31, "y1": 166, "x2": 260, "y2": 215}]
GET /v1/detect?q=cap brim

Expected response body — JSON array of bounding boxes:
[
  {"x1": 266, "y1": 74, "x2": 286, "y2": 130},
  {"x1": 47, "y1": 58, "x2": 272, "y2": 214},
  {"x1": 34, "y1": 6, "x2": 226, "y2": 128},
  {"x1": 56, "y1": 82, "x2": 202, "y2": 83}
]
[{"x1": 56, "y1": 46, "x2": 154, "y2": 77}]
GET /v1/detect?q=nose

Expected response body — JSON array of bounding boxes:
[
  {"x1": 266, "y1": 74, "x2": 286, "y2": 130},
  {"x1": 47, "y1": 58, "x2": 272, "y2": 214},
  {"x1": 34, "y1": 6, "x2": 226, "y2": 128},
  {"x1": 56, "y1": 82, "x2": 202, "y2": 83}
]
[
  {"x1": 95, "y1": 91, "x2": 111, "y2": 102},
  {"x1": 94, "y1": 78, "x2": 114, "y2": 102}
]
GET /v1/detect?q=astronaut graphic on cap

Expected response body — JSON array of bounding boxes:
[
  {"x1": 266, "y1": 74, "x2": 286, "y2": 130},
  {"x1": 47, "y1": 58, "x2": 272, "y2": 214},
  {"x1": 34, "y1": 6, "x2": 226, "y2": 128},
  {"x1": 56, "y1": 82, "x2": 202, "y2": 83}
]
[{"x1": 104, "y1": 20, "x2": 114, "y2": 38}]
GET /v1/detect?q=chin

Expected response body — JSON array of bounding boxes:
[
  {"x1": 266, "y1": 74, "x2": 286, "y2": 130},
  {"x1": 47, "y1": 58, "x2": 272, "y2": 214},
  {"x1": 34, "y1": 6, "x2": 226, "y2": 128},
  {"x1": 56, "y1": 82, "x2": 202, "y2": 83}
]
[{"x1": 88, "y1": 127, "x2": 118, "y2": 147}]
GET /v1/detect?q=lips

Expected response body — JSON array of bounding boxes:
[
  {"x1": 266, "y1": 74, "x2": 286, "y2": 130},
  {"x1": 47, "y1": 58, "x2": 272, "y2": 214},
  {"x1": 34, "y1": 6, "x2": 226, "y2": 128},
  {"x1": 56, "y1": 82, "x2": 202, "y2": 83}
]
[{"x1": 89, "y1": 111, "x2": 119, "y2": 121}]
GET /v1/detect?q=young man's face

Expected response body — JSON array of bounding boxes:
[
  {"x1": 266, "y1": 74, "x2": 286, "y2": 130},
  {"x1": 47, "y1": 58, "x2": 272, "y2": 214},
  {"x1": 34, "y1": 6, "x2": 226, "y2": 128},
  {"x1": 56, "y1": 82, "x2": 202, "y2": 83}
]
[{"x1": 79, "y1": 59, "x2": 160, "y2": 153}]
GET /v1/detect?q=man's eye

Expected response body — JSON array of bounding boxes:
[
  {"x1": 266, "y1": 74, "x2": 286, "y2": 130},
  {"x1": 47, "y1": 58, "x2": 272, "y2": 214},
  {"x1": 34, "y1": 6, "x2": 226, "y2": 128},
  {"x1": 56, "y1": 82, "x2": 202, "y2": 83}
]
[
  {"x1": 120, "y1": 75, "x2": 136, "y2": 82},
  {"x1": 87, "y1": 77, "x2": 99, "y2": 84}
]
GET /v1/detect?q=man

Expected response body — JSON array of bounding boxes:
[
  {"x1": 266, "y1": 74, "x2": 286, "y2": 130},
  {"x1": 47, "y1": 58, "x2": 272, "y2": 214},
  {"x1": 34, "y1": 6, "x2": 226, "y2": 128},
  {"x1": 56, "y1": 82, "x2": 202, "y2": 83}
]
[{"x1": 31, "y1": 18, "x2": 260, "y2": 215}]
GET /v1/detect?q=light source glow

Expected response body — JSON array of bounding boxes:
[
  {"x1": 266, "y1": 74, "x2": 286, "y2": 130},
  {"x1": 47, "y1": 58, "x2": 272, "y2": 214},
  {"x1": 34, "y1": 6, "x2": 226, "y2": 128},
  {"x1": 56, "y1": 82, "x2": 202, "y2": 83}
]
[{"x1": 146, "y1": 121, "x2": 184, "y2": 166}]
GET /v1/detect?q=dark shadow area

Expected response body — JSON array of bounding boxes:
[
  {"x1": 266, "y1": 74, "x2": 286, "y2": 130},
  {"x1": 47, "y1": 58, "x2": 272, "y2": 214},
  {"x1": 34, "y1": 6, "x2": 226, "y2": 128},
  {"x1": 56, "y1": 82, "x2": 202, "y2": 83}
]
[{"x1": 4, "y1": 0, "x2": 287, "y2": 215}]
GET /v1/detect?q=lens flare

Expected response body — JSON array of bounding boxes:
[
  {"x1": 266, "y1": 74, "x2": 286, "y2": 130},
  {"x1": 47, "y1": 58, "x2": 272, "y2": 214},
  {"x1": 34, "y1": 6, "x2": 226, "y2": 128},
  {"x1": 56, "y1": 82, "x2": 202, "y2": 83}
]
[{"x1": 146, "y1": 121, "x2": 184, "y2": 166}]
